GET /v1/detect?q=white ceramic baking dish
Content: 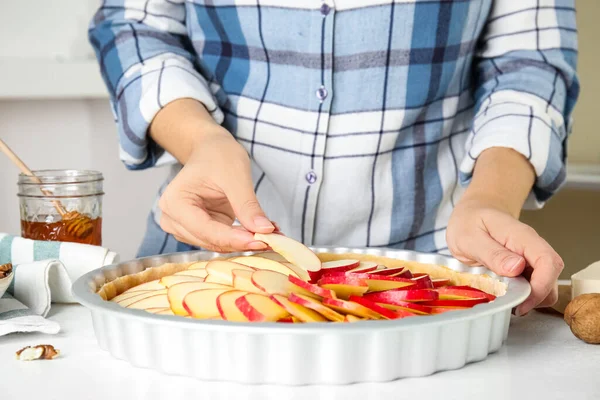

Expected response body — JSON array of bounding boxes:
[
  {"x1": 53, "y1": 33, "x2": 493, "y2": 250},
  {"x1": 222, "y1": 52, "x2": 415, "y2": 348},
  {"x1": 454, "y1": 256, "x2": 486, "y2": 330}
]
[{"x1": 72, "y1": 247, "x2": 530, "y2": 385}]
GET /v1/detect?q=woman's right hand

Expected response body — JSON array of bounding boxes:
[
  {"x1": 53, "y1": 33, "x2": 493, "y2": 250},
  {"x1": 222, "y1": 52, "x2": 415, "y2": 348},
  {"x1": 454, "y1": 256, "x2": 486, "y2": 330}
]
[{"x1": 149, "y1": 99, "x2": 276, "y2": 253}]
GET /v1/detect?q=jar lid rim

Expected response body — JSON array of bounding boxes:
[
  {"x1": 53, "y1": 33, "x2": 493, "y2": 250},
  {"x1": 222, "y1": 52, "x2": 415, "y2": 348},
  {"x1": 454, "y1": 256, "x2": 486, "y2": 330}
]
[{"x1": 18, "y1": 170, "x2": 104, "y2": 184}]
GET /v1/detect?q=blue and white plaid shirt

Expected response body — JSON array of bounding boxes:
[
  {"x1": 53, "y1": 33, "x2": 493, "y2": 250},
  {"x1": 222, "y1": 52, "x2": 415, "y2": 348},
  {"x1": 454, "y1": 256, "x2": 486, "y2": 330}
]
[{"x1": 90, "y1": 0, "x2": 579, "y2": 257}]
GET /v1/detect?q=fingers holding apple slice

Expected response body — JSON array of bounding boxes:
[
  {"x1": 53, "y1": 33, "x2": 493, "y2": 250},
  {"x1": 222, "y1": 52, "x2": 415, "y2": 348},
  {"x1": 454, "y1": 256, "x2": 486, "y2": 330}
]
[{"x1": 253, "y1": 233, "x2": 322, "y2": 273}]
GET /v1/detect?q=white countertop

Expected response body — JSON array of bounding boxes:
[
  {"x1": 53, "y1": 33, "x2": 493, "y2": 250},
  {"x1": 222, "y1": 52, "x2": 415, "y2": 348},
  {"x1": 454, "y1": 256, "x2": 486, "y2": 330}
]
[{"x1": 1, "y1": 305, "x2": 599, "y2": 400}]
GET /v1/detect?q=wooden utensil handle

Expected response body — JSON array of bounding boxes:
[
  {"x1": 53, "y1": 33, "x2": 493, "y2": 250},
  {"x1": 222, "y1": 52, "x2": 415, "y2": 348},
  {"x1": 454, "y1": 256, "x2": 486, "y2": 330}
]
[{"x1": 0, "y1": 138, "x2": 67, "y2": 217}]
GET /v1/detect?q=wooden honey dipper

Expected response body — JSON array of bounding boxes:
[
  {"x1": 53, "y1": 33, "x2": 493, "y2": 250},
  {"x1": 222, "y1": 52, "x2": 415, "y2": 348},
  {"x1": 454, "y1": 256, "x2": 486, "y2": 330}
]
[{"x1": 0, "y1": 138, "x2": 95, "y2": 240}]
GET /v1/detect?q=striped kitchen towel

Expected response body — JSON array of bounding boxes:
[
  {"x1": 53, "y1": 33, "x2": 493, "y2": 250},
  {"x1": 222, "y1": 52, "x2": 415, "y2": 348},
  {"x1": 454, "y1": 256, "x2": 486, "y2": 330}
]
[
  {"x1": 0, "y1": 233, "x2": 119, "y2": 336},
  {"x1": 0, "y1": 293, "x2": 60, "y2": 336}
]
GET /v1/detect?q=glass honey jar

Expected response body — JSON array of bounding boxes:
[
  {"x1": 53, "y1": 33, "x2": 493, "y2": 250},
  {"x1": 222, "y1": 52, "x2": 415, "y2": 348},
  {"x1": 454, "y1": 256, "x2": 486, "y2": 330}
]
[{"x1": 17, "y1": 170, "x2": 104, "y2": 246}]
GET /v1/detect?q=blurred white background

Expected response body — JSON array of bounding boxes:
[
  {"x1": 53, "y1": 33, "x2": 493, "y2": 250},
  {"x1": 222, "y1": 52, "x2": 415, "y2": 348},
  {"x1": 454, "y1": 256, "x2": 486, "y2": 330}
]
[{"x1": 0, "y1": 1, "x2": 599, "y2": 272}]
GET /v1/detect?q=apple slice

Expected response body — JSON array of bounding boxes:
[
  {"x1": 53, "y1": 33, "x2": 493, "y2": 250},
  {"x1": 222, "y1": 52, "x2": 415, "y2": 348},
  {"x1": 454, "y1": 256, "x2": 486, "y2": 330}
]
[
  {"x1": 168, "y1": 282, "x2": 230, "y2": 316},
  {"x1": 322, "y1": 297, "x2": 381, "y2": 320},
  {"x1": 174, "y1": 269, "x2": 208, "y2": 279},
  {"x1": 287, "y1": 275, "x2": 336, "y2": 299},
  {"x1": 232, "y1": 269, "x2": 263, "y2": 294},
  {"x1": 230, "y1": 256, "x2": 305, "y2": 280},
  {"x1": 364, "y1": 288, "x2": 439, "y2": 304},
  {"x1": 125, "y1": 279, "x2": 164, "y2": 292},
  {"x1": 216, "y1": 290, "x2": 249, "y2": 322},
  {"x1": 270, "y1": 294, "x2": 327, "y2": 322},
  {"x1": 288, "y1": 293, "x2": 345, "y2": 322},
  {"x1": 368, "y1": 266, "x2": 407, "y2": 276},
  {"x1": 348, "y1": 261, "x2": 379, "y2": 273},
  {"x1": 277, "y1": 316, "x2": 295, "y2": 323},
  {"x1": 235, "y1": 294, "x2": 289, "y2": 322},
  {"x1": 344, "y1": 315, "x2": 363, "y2": 322},
  {"x1": 159, "y1": 274, "x2": 204, "y2": 288},
  {"x1": 184, "y1": 288, "x2": 232, "y2": 319},
  {"x1": 205, "y1": 260, "x2": 255, "y2": 286},
  {"x1": 411, "y1": 274, "x2": 434, "y2": 289},
  {"x1": 435, "y1": 286, "x2": 491, "y2": 300},
  {"x1": 116, "y1": 289, "x2": 168, "y2": 307},
  {"x1": 376, "y1": 299, "x2": 431, "y2": 315},
  {"x1": 421, "y1": 298, "x2": 488, "y2": 307},
  {"x1": 432, "y1": 278, "x2": 450, "y2": 288},
  {"x1": 318, "y1": 275, "x2": 369, "y2": 300},
  {"x1": 187, "y1": 261, "x2": 209, "y2": 270},
  {"x1": 251, "y1": 270, "x2": 290, "y2": 295},
  {"x1": 255, "y1": 252, "x2": 289, "y2": 263},
  {"x1": 428, "y1": 306, "x2": 470, "y2": 314},
  {"x1": 111, "y1": 290, "x2": 153, "y2": 303},
  {"x1": 348, "y1": 296, "x2": 417, "y2": 319},
  {"x1": 309, "y1": 259, "x2": 360, "y2": 281},
  {"x1": 128, "y1": 294, "x2": 170, "y2": 309},
  {"x1": 389, "y1": 269, "x2": 413, "y2": 279},
  {"x1": 253, "y1": 233, "x2": 322, "y2": 272},
  {"x1": 441, "y1": 285, "x2": 496, "y2": 301},
  {"x1": 320, "y1": 272, "x2": 415, "y2": 293},
  {"x1": 156, "y1": 308, "x2": 175, "y2": 315}
]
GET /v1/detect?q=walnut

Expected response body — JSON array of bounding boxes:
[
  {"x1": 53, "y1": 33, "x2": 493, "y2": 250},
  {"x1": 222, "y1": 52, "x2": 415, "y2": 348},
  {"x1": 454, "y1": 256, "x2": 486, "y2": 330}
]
[
  {"x1": 0, "y1": 263, "x2": 12, "y2": 279},
  {"x1": 15, "y1": 344, "x2": 60, "y2": 361}
]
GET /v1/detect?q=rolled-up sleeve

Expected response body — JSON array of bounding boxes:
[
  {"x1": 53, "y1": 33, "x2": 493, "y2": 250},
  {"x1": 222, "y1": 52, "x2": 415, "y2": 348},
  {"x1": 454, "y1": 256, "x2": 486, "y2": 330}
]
[
  {"x1": 459, "y1": 1, "x2": 580, "y2": 207},
  {"x1": 89, "y1": 0, "x2": 224, "y2": 170}
]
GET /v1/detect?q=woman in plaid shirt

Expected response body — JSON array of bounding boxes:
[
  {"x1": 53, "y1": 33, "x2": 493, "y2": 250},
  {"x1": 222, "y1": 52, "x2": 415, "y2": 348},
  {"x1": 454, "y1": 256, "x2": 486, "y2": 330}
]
[{"x1": 90, "y1": 0, "x2": 579, "y2": 317}]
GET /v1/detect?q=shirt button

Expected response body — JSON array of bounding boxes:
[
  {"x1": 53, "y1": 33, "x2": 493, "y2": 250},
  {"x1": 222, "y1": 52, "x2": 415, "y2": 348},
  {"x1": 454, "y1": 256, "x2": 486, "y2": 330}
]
[
  {"x1": 306, "y1": 171, "x2": 317, "y2": 184},
  {"x1": 320, "y1": 3, "x2": 331, "y2": 15},
  {"x1": 316, "y1": 86, "x2": 328, "y2": 101}
]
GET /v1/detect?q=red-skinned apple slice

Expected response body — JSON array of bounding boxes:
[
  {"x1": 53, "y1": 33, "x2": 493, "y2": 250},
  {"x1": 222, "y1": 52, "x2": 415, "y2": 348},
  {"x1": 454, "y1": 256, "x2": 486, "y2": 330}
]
[
  {"x1": 320, "y1": 272, "x2": 416, "y2": 292},
  {"x1": 216, "y1": 290, "x2": 249, "y2": 322},
  {"x1": 187, "y1": 261, "x2": 208, "y2": 270},
  {"x1": 128, "y1": 294, "x2": 170, "y2": 309},
  {"x1": 271, "y1": 294, "x2": 327, "y2": 322},
  {"x1": 288, "y1": 293, "x2": 345, "y2": 322},
  {"x1": 232, "y1": 269, "x2": 263, "y2": 294},
  {"x1": 253, "y1": 233, "x2": 322, "y2": 272},
  {"x1": 429, "y1": 306, "x2": 470, "y2": 314},
  {"x1": 184, "y1": 288, "x2": 232, "y2": 319},
  {"x1": 277, "y1": 316, "x2": 295, "y2": 323},
  {"x1": 168, "y1": 282, "x2": 230, "y2": 316},
  {"x1": 229, "y1": 256, "x2": 305, "y2": 280},
  {"x1": 318, "y1": 274, "x2": 369, "y2": 300},
  {"x1": 411, "y1": 274, "x2": 434, "y2": 289},
  {"x1": 322, "y1": 297, "x2": 381, "y2": 319},
  {"x1": 364, "y1": 288, "x2": 439, "y2": 303},
  {"x1": 348, "y1": 295, "x2": 417, "y2": 319},
  {"x1": 432, "y1": 278, "x2": 450, "y2": 288},
  {"x1": 442, "y1": 285, "x2": 496, "y2": 301},
  {"x1": 159, "y1": 274, "x2": 204, "y2": 288},
  {"x1": 375, "y1": 300, "x2": 431, "y2": 315},
  {"x1": 309, "y1": 259, "x2": 360, "y2": 281},
  {"x1": 251, "y1": 269, "x2": 291, "y2": 295},
  {"x1": 125, "y1": 279, "x2": 164, "y2": 292},
  {"x1": 205, "y1": 260, "x2": 255, "y2": 286},
  {"x1": 348, "y1": 261, "x2": 379, "y2": 273},
  {"x1": 174, "y1": 269, "x2": 208, "y2": 279},
  {"x1": 421, "y1": 298, "x2": 488, "y2": 307},
  {"x1": 235, "y1": 293, "x2": 289, "y2": 322},
  {"x1": 116, "y1": 289, "x2": 167, "y2": 307},
  {"x1": 369, "y1": 266, "x2": 407, "y2": 276},
  {"x1": 435, "y1": 286, "x2": 491, "y2": 300},
  {"x1": 287, "y1": 274, "x2": 336, "y2": 299}
]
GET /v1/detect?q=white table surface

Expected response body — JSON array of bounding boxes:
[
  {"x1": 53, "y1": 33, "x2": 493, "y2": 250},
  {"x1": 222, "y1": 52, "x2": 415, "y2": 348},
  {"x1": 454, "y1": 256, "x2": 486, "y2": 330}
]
[{"x1": 1, "y1": 305, "x2": 599, "y2": 400}]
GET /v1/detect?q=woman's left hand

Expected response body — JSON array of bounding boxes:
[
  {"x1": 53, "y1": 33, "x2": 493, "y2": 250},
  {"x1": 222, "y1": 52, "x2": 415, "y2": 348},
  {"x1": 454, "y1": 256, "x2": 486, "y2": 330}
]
[{"x1": 446, "y1": 195, "x2": 564, "y2": 317}]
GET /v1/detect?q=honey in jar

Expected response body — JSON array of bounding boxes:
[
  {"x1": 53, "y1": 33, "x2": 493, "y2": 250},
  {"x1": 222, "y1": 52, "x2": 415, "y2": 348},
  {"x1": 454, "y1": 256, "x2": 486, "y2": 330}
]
[{"x1": 18, "y1": 170, "x2": 104, "y2": 246}]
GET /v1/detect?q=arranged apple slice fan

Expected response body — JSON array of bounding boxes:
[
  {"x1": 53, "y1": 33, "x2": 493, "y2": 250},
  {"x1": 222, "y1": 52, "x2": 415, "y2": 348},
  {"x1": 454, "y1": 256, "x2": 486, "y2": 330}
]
[{"x1": 107, "y1": 234, "x2": 498, "y2": 323}]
